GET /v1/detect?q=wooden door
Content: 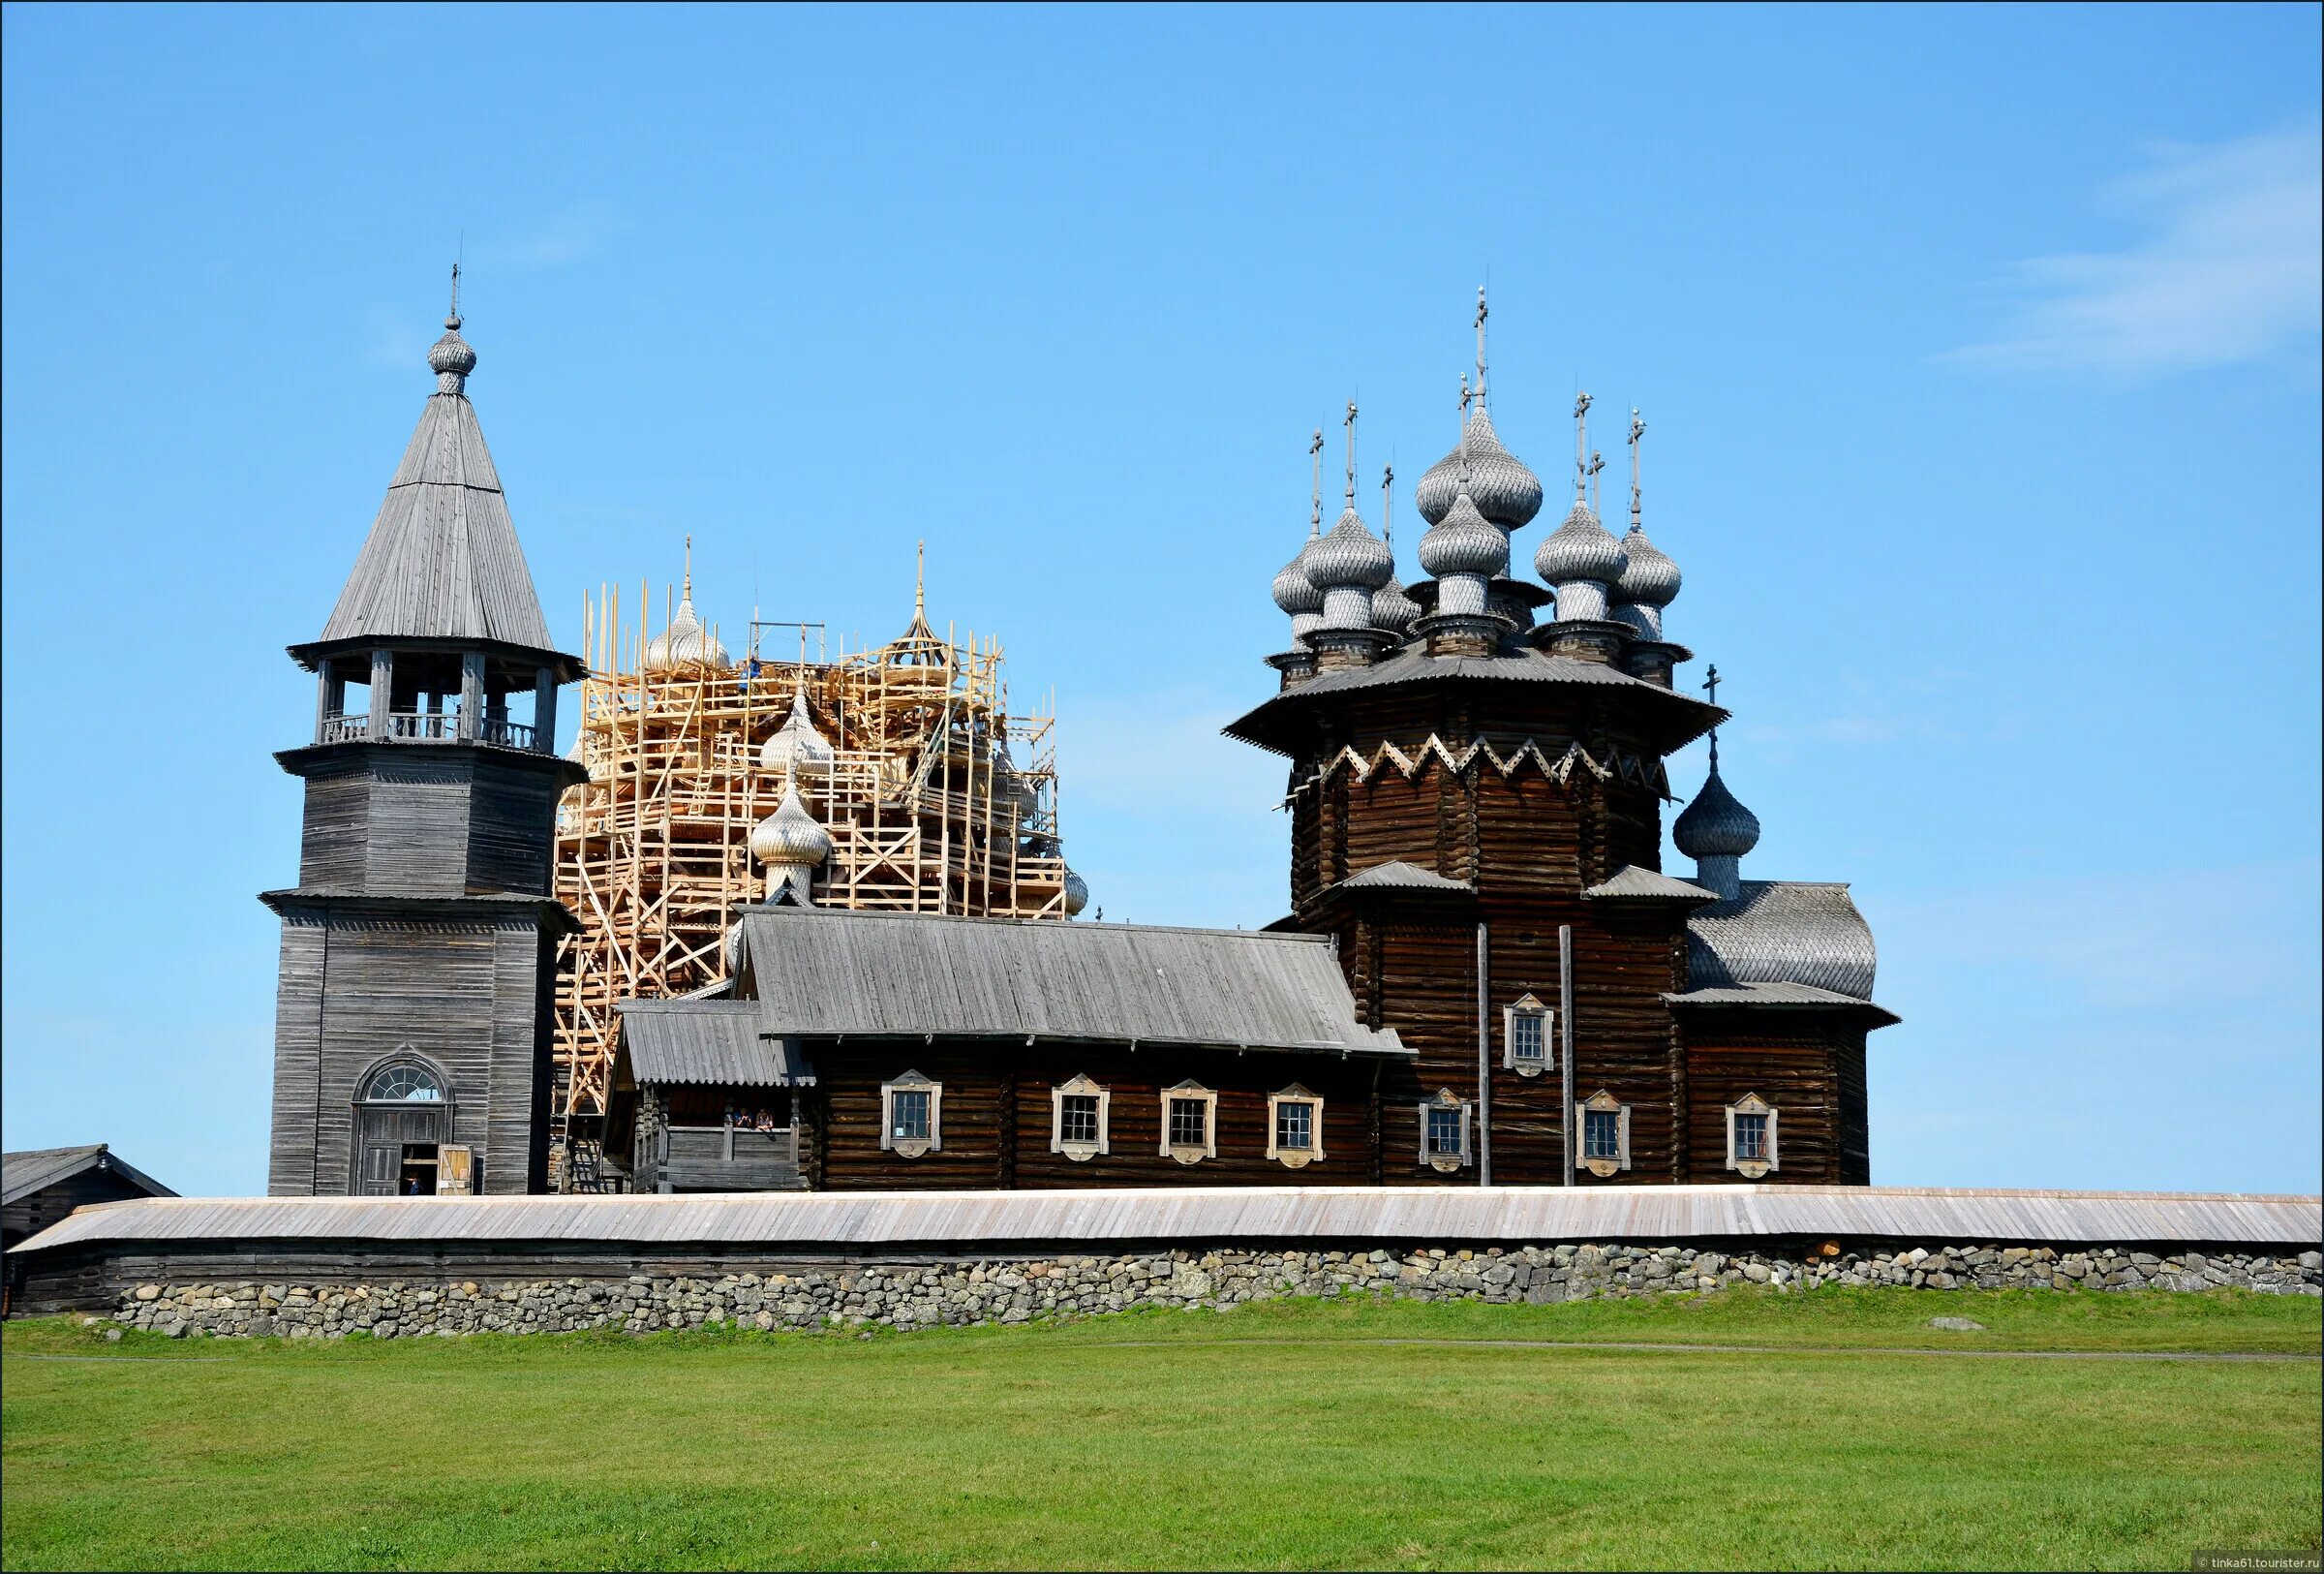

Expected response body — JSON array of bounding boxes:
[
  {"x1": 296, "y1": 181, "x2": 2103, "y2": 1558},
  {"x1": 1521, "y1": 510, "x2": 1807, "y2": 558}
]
[{"x1": 358, "y1": 1143, "x2": 399, "y2": 1196}]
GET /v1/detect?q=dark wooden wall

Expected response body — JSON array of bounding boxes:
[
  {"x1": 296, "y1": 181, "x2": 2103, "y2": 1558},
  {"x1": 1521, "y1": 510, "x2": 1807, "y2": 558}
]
[
  {"x1": 799, "y1": 1043, "x2": 1380, "y2": 1190},
  {"x1": 291, "y1": 749, "x2": 564, "y2": 898},
  {"x1": 1682, "y1": 1027, "x2": 1857, "y2": 1185}
]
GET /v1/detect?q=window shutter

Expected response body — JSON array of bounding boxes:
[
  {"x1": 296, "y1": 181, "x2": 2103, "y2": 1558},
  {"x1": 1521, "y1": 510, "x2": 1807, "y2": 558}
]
[
  {"x1": 1766, "y1": 1106, "x2": 1780, "y2": 1172},
  {"x1": 1617, "y1": 1105, "x2": 1632, "y2": 1171}
]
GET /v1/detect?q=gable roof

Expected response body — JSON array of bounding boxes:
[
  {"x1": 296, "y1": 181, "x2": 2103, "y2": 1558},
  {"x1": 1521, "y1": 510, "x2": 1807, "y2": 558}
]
[
  {"x1": 313, "y1": 370, "x2": 558, "y2": 654},
  {"x1": 2, "y1": 1144, "x2": 176, "y2": 1206},
  {"x1": 730, "y1": 907, "x2": 1406, "y2": 1057}
]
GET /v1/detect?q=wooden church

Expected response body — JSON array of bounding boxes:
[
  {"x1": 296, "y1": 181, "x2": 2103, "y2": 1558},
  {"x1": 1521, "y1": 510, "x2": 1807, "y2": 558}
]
[{"x1": 266, "y1": 289, "x2": 1894, "y2": 1197}]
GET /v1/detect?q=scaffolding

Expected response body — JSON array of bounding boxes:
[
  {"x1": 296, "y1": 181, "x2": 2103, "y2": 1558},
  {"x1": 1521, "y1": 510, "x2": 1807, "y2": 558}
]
[{"x1": 551, "y1": 568, "x2": 1074, "y2": 1133}]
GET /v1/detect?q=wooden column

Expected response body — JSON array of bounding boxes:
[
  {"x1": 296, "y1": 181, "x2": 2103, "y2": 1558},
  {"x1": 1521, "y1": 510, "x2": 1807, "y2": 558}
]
[
  {"x1": 367, "y1": 649, "x2": 391, "y2": 737},
  {"x1": 535, "y1": 665, "x2": 559, "y2": 754},
  {"x1": 313, "y1": 659, "x2": 336, "y2": 742},
  {"x1": 458, "y1": 652, "x2": 485, "y2": 742}
]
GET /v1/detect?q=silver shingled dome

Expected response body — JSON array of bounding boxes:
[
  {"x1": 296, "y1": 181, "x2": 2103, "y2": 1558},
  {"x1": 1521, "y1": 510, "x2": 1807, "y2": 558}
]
[
  {"x1": 1418, "y1": 489, "x2": 1510, "y2": 579},
  {"x1": 643, "y1": 592, "x2": 729, "y2": 672},
  {"x1": 1271, "y1": 538, "x2": 1324, "y2": 617},
  {"x1": 1614, "y1": 524, "x2": 1682, "y2": 608},
  {"x1": 1304, "y1": 505, "x2": 1394, "y2": 592},
  {"x1": 1371, "y1": 574, "x2": 1422, "y2": 634},
  {"x1": 1415, "y1": 408, "x2": 1543, "y2": 530},
  {"x1": 1532, "y1": 499, "x2": 1629, "y2": 587},
  {"x1": 749, "y1": 779, "x2": 834, "y2": 868}
]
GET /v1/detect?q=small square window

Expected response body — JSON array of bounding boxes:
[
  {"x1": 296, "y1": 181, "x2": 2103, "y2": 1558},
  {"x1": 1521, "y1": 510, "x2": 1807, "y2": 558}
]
[
  {"x1": 1583, "y1": 1106, "x2": 1619, "y2": 1160},
  {"x1": 1060, "y1": 1095, "x2": 1100, "y2": 1147},
  {"x1": 1426, "y1": 1106, "x2": 1464, "y2": 1157},
  {"x1": 1734, "y1": 1112, "x2": 1769, "y2": 1162},
  {"x1": 1169, "y1": 1097, "x2": 1208, "y2": 1149},
  {"x1": 891, "y1": 1090, "x2": 931, "y2": 1143},
  {"x1": 1275, "y1": 1101, "x2": 1314, "y2": 1152},
  {"x1": 879, "y1": 1070, "x2": 942, "y2": 1156},
  {"x1": 1512, "y1": 1013, "x2": 1544, "y2": 1061},
  {"x1": 1502, "y1": 996, "x2": 1552, "y2": 1076}
]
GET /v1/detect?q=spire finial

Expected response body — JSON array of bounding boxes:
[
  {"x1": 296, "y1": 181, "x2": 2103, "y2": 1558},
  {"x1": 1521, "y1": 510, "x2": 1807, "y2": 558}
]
[
  {"x1": 446, "y1": 261, "x2": 462, "y2": 329},
  {"x1": 1343, "y1": 400, "x2": 1359, "y2": 507},
  {"x1": 1308, "y1": 427, "x2": 1325, "y2": 534},
  {"x1": 1587, "y1": 450, "x2": 1605, "y2": 515},
  {"x1": 1381, "y1": 462, "x2": 1394, "y2": 548},
  {"x1": 1573, "y1": 391, "x2": 1593, "y2": 500},
  {"x1": 683, "y1": 534, "x2": 693, "y2": 601},
  {"x1": 1629, "y1": 408, "x2": 1646, "y2": 532},
  {"x1": 1474, "y1": 285, "x2": 1489, "y2": 408},
  {"x1": 914, "y1": 540, "x2": 927, "y2": 616}
]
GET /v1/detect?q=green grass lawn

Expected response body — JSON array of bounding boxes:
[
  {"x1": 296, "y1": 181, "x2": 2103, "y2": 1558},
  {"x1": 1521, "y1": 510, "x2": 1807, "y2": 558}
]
[{"x1": 4, "y1": 1288, "x2": 2318, "y2": 1571}]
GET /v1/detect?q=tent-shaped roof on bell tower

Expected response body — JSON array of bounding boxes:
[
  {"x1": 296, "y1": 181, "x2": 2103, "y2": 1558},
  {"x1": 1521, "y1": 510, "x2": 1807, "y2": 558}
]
[{"x1": 293, "y1": 293, "x2": 573, "y2": 676}]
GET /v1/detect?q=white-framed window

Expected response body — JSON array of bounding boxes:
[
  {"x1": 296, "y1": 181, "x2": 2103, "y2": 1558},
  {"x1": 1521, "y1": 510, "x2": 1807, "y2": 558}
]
[
  {"x1": 1725, "y1": 1092, "x2": 1779, "y2": 1179},
  {"x1": 1158, "y1": 1080, "x2": 1217, "y2": 1165},
  {"x1": 1502, "y1": 994, "x2": 1552, "y2": 1077},
  {"x1": 1050, "y1": 1072, "x2": 1111, "y2": 1161},
  {"x1": 1266, "y1": 1084, "x2": 1325, "y2": 1168},
  {"x1": 879, "y1": 1069, "x2": 943, "y2": 1158},
  {"x1": 1418, "y1": 1088, "x2": 1473, "y2": 1172},
  {"x1": 1575, "y1": 1089, "x2": 1632, "y2": 1177}
]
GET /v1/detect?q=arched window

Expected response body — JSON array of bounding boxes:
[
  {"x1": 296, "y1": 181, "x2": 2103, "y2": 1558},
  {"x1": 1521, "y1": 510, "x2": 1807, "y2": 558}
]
[{"x1": 364, "y1": 1063, "x2": 444, "y2": 1102}]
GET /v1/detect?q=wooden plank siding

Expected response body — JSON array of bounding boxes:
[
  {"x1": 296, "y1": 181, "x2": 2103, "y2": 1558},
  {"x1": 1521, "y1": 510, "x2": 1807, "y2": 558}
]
[{"x1": 800, "y1": 1045, "x2": 1378, "y2": 1190}]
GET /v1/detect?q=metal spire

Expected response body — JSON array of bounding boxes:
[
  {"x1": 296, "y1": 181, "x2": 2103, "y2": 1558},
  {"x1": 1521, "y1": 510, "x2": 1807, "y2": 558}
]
[
  {"x1": 1629, "y1": 409, "x2": 1646, "y2": 531},
  {"x1": 1308, "y1": 427, "x2": 1325, "y2": 534},
  {"x1": 1474, "y1": 285, "x2": 1489, "y2": 409},
  {"x1": 1587, "y1": 450, "x2": 1605, "y2": 516},
  {"x1": 683, "y1": 533, "x2": 693, "y2": 601},
  {"x1": 1381, "y1": 462, "x2": 1394, "y2": 548},
  {"x1": 1343, "y1": 401, "x2": 1359, "y2": 506},
  {"x1": 446, "y1": 262, "x2": 462, "y2": 329},
  {"x1": 1573, "y1": 391, "x2": 1593, "y2": 500},
  {"x1": 1459, "y1": 371, "x2": 1473, "y2": 418}
]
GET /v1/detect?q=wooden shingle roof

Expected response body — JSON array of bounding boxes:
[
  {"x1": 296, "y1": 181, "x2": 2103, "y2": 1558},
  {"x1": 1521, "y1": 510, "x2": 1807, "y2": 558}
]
[{"x1": 313, "y1": 347, "x2": 557, "y2": 654}]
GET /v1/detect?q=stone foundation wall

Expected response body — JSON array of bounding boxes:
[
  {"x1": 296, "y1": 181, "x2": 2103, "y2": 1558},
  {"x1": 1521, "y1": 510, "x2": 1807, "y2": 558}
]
[{"x1": 109, "y1": 1243, "x2": 2324, "y2": 1340}]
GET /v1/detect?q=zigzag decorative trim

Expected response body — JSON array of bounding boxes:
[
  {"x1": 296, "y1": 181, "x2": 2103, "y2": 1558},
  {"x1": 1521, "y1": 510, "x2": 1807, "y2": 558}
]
[{"x1": 1280, "y1": 734, "x2": 1672, "y2": 806}]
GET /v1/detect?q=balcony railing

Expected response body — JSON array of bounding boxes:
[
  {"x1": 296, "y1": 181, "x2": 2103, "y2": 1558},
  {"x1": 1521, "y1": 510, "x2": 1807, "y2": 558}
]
[{"x1": 319, "y1": 711, "x2": 542, "y2": 752}]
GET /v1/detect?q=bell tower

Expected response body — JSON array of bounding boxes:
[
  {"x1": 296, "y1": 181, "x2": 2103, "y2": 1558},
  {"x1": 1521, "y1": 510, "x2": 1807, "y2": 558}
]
[{"x1": 263, "y1": 284, "x2": 584, "y2": 1196}]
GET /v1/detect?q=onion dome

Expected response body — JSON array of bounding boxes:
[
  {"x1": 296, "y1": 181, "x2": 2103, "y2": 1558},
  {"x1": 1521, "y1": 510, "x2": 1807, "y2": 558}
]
[
  {"x1": 1372, "y1": 574, "x2": 1422, "y2": 635},
  {"x1": 1533, "y1": 497, "x2": 1629, "y2": 589},
  {"x1": 1305, "y1": 505, "x2": 1394, "y2": 593},
  {"x1": 1418, "y1": 488, "x2": 1509, "y2": 580},
  {"x1": 1061, "y1": 866, "x2": 1089, "y2": 916},
  {"x1": 1270, "y1": 547, "x2": 1320, "y2": 616},
  {"x1": 428, "y1": 318, "x2": 477, "y2": 384},
  {"x1": 749, "y1": 777, "x2": 833, "y2": 869},
  {"x1": 643, "y1": 590, "x2": 728, "y2": 672},
  {"x1": 1416, "y1": 407, "x2": 1543, "y2": 530},
  {"x1": 1672, "y1": 752, "x2": 1761, "y2": 861},
  {"x1": 759, "y1": 689, "x2": 836, "y2": 777},
  {"x1": 1615, "y1": 526, "x2": 1681, "y2": 610}
]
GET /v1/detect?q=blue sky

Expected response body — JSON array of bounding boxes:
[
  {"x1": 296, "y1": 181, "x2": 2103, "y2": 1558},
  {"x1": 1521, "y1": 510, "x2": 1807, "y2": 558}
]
[{"x1": 4, "y1": 4, "x2": 2318, "y2": 1198}]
